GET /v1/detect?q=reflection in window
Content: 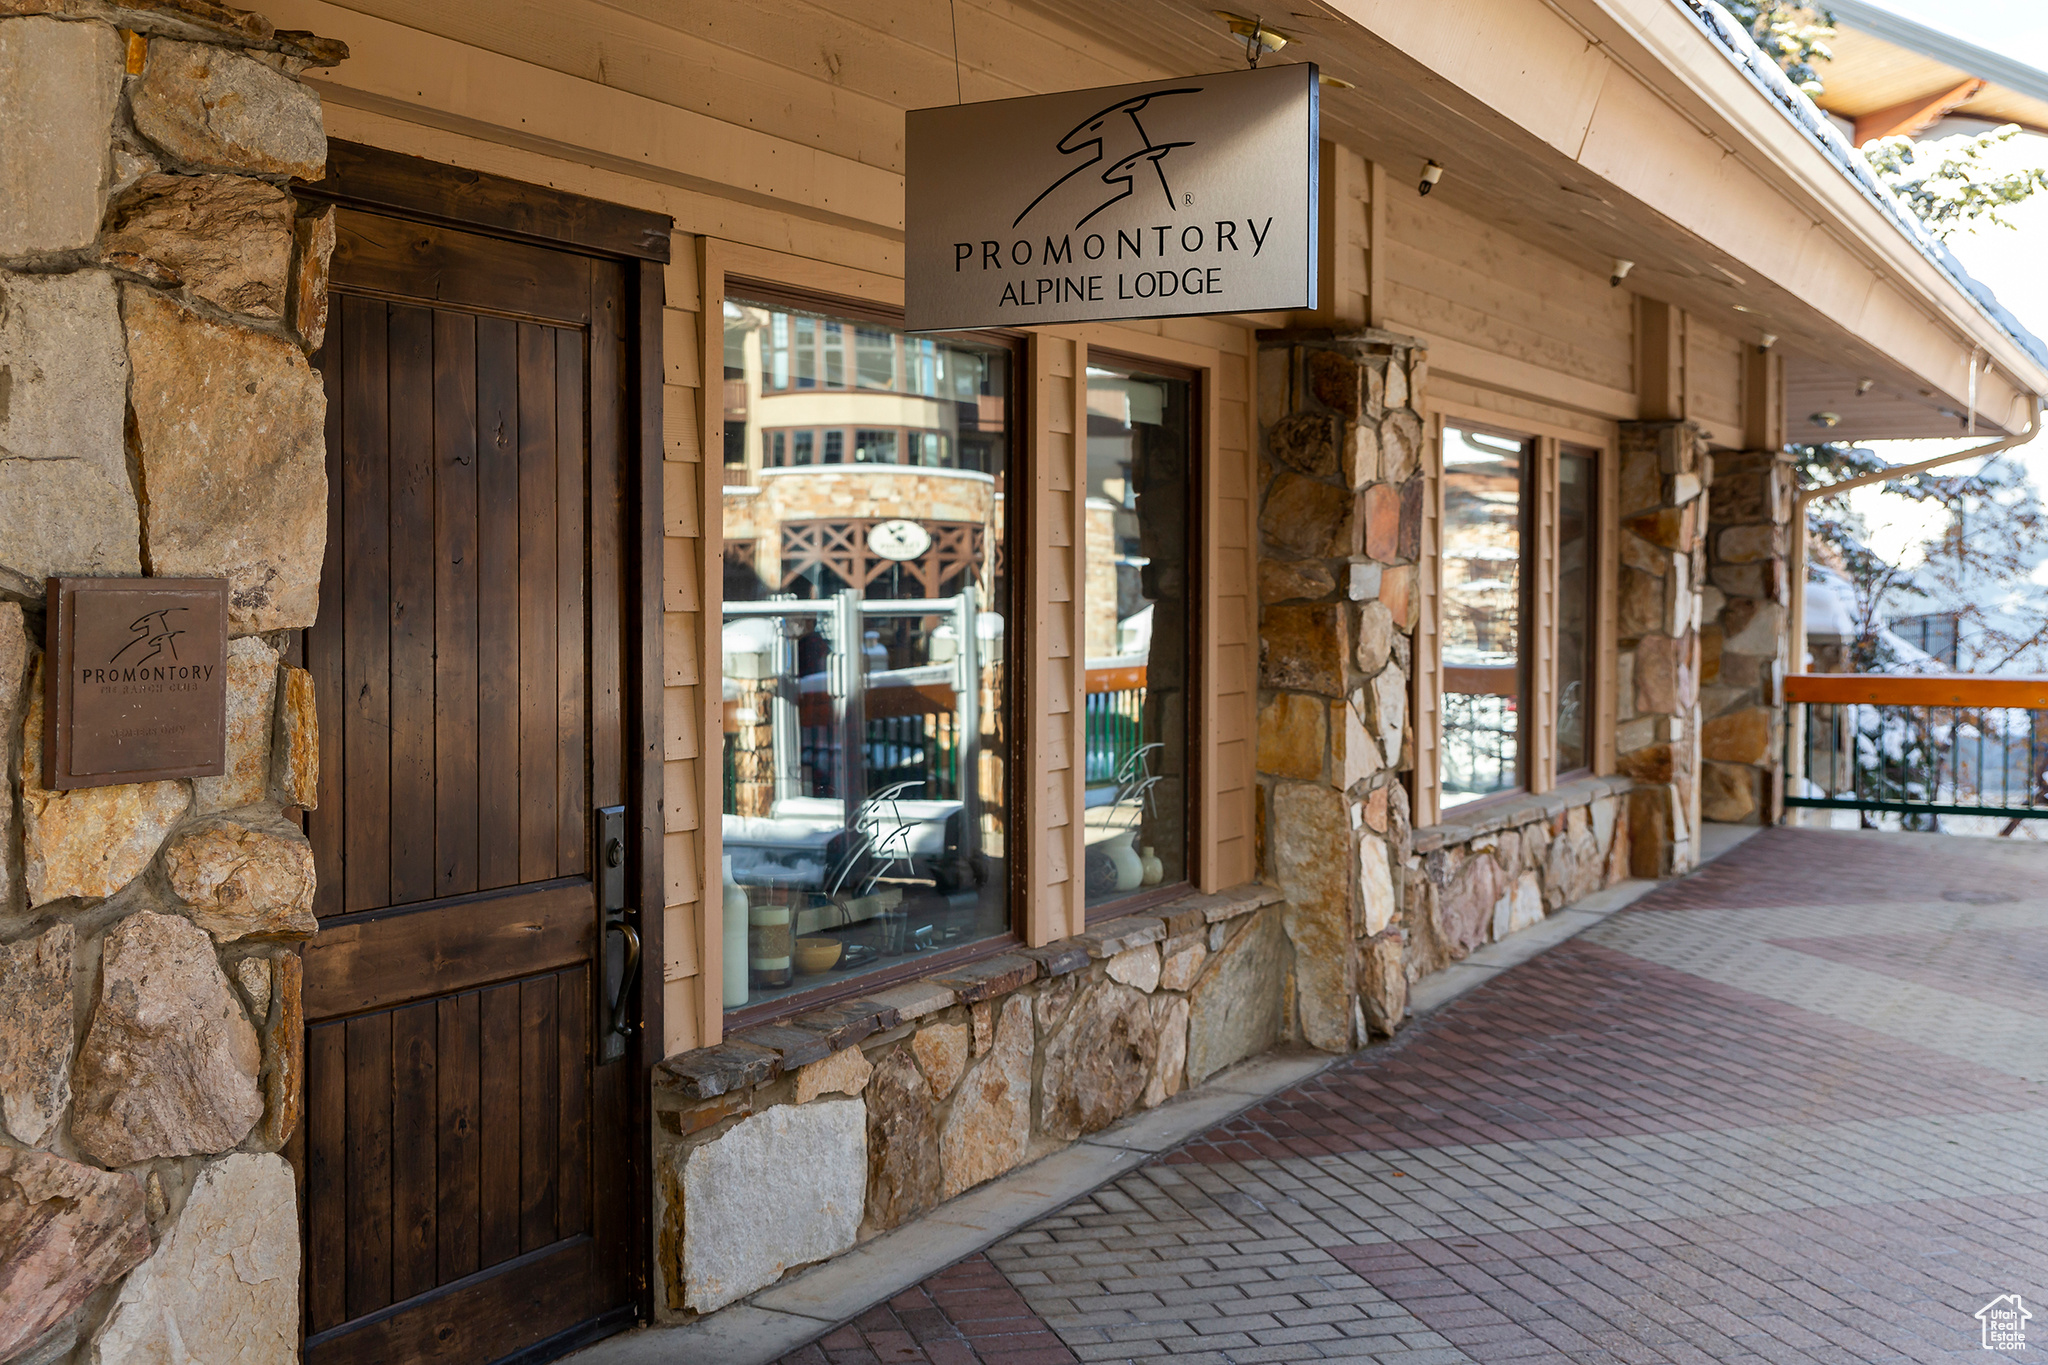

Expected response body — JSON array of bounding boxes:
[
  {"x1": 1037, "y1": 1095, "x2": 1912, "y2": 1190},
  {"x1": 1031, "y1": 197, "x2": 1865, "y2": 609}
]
[
  {"x1": 1557, "y1": 449, "x2": 1596, "y2": 775},
  {"x1": 1083, "y1": 364, "x2": 1191, "y2": 910},
  {"x1": 720, "y1": 297, "x2": 1011, "y2": 1014},
  {"x1": 1441, "y1": 426, "x2": 1527, "y2": 808}
]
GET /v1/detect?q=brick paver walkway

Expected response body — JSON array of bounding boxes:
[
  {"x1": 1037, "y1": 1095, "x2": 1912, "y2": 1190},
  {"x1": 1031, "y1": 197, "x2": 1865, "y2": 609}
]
[{"x1": 779, "y1": 828, "x2": 2048, "y2": 1364}]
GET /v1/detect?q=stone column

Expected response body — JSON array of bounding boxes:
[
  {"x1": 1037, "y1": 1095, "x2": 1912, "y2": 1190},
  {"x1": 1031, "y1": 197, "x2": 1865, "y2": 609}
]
[
  {"x1": 1253, "y1": 330, "x2": 1426, "y2": 1051},
  {"x1": 1613, "y1": 421, "x2": 1710, "y2": 876},
  {"x1": 0, "y1": 5, "x2": 342, "y2": 1360},
  {"x1": 1699, "y1": 449, "x2": 1796, "y2": 824}
]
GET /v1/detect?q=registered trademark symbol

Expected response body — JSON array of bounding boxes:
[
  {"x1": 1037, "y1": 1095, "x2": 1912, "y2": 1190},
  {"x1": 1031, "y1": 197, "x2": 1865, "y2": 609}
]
[{"x1": 1183, "y1": 193, "x2": 1193, "y2": 206}]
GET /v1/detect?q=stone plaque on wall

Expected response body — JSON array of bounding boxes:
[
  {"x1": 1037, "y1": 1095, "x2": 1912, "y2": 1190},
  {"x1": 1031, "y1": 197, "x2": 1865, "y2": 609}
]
[{"x1": 44, "y1": 577, "x2": 228, "y2": 789}]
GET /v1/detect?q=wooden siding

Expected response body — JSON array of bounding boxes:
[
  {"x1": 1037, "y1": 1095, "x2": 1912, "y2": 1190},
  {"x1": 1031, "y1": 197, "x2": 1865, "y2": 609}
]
[{"x1": 1031, "y1": 333, "x2": 1087, "y2": 945}]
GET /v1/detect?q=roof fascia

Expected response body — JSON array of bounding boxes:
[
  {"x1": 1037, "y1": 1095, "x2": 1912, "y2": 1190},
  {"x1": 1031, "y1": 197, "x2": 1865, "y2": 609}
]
[{"x1": 1829, "y1": 0, "x2": 2048, "y2": 107}]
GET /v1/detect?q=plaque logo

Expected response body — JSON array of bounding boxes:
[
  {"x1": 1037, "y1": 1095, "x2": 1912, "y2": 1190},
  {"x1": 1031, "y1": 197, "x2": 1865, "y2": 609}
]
[
  {"x1": 1012, "y1": 87, "x2": 1202, "y2": 232},
  {"x1": 109, "y1": 607, "x2": 189, "y2": 668}
]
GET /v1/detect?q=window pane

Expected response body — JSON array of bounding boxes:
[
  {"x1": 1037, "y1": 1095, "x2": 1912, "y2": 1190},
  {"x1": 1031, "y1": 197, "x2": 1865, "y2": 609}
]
[
  {"x1": 1441, "y1": 426, "x2": 1527, "y2": 808},
  {"x1": 1557, "y1": 450, "x2": 1596, "y2": 774},
  {"x1": 720, "y1": 297, "x2": 1012, "y2": 1015},
  {"x1": 1084, "y1": 364, "x2": 1191, "y2": 910}
]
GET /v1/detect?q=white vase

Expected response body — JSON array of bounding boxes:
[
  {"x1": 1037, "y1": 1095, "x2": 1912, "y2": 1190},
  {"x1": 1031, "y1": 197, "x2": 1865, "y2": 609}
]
[
  {"x1": 721, "y1": 856, "x2": 749, "y2": 1008},
  {"x1": 1105, "y1": 830, "x2": 1145, "y2": 891},
  {"x1": 1140, "y1": 845, "x2": 1164, "y2": 885}
]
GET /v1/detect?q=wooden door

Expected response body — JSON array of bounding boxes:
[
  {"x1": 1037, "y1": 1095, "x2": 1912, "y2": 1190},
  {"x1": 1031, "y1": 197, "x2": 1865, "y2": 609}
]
[{"x1": 298, "y1": 206, "x2": 638, "y2": 1365}]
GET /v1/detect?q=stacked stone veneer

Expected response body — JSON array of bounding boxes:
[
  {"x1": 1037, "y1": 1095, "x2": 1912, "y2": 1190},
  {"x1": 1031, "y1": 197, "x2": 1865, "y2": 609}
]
[
  {"x1": 1699, "y1": 449, "x2": 1795, "y2": 824},
  {"x1": 652, "y1": 886, "x2": 1284, "y2": 1318},
  {"x1": 1249, "y1": 333, "x2": 1637, "y2": 1041},
  {"x1": 0, "y1": 4, "x2": 340, "y2": 1361},
  {"x1": 1251, "y1": 331, "x2": 1422, "y2": 1052},
  {"x1": 1612, "y1": 421, "x2": 1711, "y2": 876}
]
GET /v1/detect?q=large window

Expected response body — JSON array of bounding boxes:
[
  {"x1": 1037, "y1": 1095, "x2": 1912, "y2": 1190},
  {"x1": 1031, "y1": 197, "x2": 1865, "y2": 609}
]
[
  {"x1": 1083, "y1": 362, "x2": 1193, "y2": 911},
  {"x1": 1440, "y1": 426, "x2": 1529, "y2": 808},
  {"x1": 720, "y1": 294, "x2": 1012, "y2": 1016}
]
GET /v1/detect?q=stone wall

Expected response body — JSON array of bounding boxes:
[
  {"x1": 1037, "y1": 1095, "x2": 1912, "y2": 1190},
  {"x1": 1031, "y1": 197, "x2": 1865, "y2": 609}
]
[
  {"x1": 650, "y1": 886, "x2": 1281, "y2": 1318},
  {"x1": 1250, "y1": 331, "x2": 1423, "y2": 1051},
  {"x1": 0, "y1": 4, "x2": 339, "y2": 1360},
  {"x1": 1612, "y1": 421, "x2": 1711, "y2": 876},
  {"x1": 1405, "y1": 777, "x2": 1633, "y2": 976},
  {"x1": 1698, "y1": 449, "x2": 1795, "y2": 824}
]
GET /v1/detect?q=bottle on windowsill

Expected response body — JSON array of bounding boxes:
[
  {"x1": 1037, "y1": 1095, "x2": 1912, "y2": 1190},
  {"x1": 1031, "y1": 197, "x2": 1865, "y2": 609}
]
[{"x1": 749, "y1": 898, "x2": 793, "y2": 991}]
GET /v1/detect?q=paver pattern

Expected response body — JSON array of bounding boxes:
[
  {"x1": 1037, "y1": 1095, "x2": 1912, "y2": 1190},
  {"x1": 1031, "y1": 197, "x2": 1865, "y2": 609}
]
[{"x1": 779, "y1": 828, "x2": 2048, "y2": 1364}]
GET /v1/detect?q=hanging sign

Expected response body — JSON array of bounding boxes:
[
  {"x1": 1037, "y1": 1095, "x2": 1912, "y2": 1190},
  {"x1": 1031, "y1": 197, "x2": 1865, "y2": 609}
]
[
  {"x1": 44, "y1": 576, "x2": 229, "y2": 789},
  {"x1": 905, "y1": 64, "x2": 1318, "y2": 331}
]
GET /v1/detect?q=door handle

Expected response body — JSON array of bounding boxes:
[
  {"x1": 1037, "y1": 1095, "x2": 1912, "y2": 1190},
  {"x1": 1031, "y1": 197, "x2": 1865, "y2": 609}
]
[{"x1": 597, "y1": 805, "x2": 637, "y2": 1063}]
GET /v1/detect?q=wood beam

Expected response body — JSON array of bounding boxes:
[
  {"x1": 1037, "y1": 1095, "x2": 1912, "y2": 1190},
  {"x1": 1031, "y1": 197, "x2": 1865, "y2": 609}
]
[{"x1": 1853, "y1": 79, "x2": 1987, "y2": 146}]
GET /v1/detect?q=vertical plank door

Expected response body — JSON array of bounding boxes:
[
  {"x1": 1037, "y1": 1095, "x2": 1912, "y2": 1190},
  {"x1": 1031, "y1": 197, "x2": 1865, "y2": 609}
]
[{"x1": 299, "y1": 207, "x2": 638, "y2": 1365}]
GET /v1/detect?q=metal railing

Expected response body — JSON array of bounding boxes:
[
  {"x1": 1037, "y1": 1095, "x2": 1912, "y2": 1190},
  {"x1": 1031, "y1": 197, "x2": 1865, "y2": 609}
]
[
  {"x1": 1784, "y1": 673, "x2": 2048, "y2": 826},
  {"x1": 1083, "y1": 663, "x2": 1148, "y2": 788}
]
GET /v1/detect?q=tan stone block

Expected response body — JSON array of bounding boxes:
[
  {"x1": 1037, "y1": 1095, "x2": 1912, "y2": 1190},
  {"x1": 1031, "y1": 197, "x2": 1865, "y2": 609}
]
[
  {"x1": 864, "y1": 1047, "x2": 939, "y2": 1232},
  {"x1": 1257, "y1": 691, "x2": 1326, "y2": 779},
  {"x1": 20, "y1": 683, "x2": 189, "y2": 907},
  {"x1": 1700, "y1": 624, "x2": 1724, "y2": 684},
  {"x1": 1363, "y1": 482, "x2": 1400, "y2": 562},
  {"x1": 1380, "y1": 410, "x2": 1422, "y2": 482},
  {"x1": 1363, "y1": 784, "x2": 1388, "y2": 833},
  {"x1": 260, "y1": 951, "x2": 302, "y2": 1149},
  {"x1": 910, "y1": 1021, "x2": 969, "y2": 1099},
  {"x1": 290, "y1": 204, "x2": 336, "y2": 352},
  {"x1": 0, "y1": 921, "x2": 74, "y2": 1146},
  {"x1": 939, "y1": 995, "x2": 1031, "y2": 1198},
  {"x1": 1345, "y1": 420, "x2": 1381, "y2": 489},
  {"x1": 124, "y1": 286, "x2": 327, "y2": 632},
  {"x1": 0, "y1": 18, "x2": 122, "y2": 255},
  {"x1": 164, "y1": 815, "x2": 316, "y2": 942},
  {"x1": 71, "y1": 911, "x2": 263, "y2": 1165},
  {"x1": 1260, "y1": 604, "x2": 1347, "y2": 696},
  {"x1": 0, "y1": 269, "x2": 141, "y2": 600},
  {"x1": 1380, "y1": 564, "x2": 1417, "y2": 632},
  {"x1": 194, "y1": 635, "x2": 279, "y2": 813},
  {"x1": 1336, "y1": 696, "x2": 1382, "y2": 790},
  {"x1": 1621, "y1": 530, "x2": 1668, "y2": 577},
  {"x1": 1358, "y1": 931, "x2": 1406, "y2": 1038},
  {"x1": 1157, "y1": 935, "x2": 1206, "y2": 992},
  {"x1": 273, "y1": 664, "x2": 319, "y2": 808},
  {"x1": 1616, "y1": 741, "x2": 1679, "y2": 785},
  {"x1": 131, "y1": 39, "x2": 325, "y2": 177},
  {"x1": 90, "y1": 1153, "x2": 299, "y2": 1362},
  {"x1": 1105, "y1": 943, "x2": 1161, "y2": 992},
  {"x1": 0, "y1": 1147, "x2": 149, "y2": 1363},
  {"x1": 1717, "y1": 523, "x2": 1782, "y2": 563},
  {"x1": 1701, "y1": 760, "x2": 1759, "y2": 823},
  {"x1": 0, "y1": 602, "x2": 27, "y2": 915},
  {"x1": 1142, "y1": 994, "x2": 1189, "y2": 1107},
  {"x1": 1634, "y1": 633, "x2": 1684, "y2": 715},
  {"x1": 1185, "y1": 910, "x2": 1284, "y2": 1085},
  {"x1": 1258, "y1": 558, "x2": 1334, "y2": 603},
  {"x1": 101, "y1": 173, "x2": 295, "y2": 318},
  {"x1": 1619, "y1": 566, "x2": 1666, "y2": 639},
  {"x1": 1039, "y1": 980, "x2": 1157, "y2": 1139},
  {"x1": 794, "y1": 1045, "x2": 872, "y2": 1104},
  {"x1": 1702, "y1": 706, "x2": 1772, "y2": 765},
  {"x1": 1274, "y1": 783, "x2": 1353, "y2": 1052},
  {"x1": 1359, "y1": 833, "x2": 1394, "y2": 937},
  {"x1": 1260, "y1": 472, "x2": 1352, "y2": 557}
]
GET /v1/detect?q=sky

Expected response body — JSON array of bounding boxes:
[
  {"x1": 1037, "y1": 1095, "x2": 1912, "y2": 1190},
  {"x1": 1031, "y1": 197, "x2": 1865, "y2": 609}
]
[{"x1": 1829, "y1": 1, "x2": 2048, "y2": 584}]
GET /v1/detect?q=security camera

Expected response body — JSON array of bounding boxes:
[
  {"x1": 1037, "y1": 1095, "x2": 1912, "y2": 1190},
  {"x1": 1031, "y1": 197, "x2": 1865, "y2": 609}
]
[
  {"x1": 1758, "y1": 333, "x2": 1778, "y2": 353},
  {"x1": 1419, "y1": 161, "x2": 1443, "y2": 195},
  {"x1": 1610, "y1": 259, "x2": 1635, "y2": 287}
]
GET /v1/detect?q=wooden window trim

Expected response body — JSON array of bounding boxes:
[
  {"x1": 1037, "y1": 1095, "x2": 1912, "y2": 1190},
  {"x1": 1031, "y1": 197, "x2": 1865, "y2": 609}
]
[{"x1": 1555, "y1": 442, "x2": 1603, "y2": 785}]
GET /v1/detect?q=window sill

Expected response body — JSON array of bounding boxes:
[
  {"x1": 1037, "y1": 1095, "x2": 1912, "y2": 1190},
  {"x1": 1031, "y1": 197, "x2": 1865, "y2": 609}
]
[
  {"x1": 657, "y1": 880, "x2": 1283, "y2": 1100},
  {"x1": 1415, "y1": 774, "x2": 1636, "y2": 854}
]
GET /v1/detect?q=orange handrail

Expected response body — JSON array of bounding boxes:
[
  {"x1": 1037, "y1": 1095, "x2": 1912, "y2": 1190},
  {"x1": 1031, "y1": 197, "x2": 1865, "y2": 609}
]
[
  {"x1": 1784, "y1": 674, "x2": 2048, "y2": 708},
  {"x1": 1085, "y1": 664, "x2": 1147, "y2": 694}
]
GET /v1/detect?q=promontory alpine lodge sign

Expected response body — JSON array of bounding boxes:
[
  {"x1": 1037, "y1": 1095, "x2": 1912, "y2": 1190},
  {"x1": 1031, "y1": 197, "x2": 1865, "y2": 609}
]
[{"x1": 905, "y1": 64, "x2": 1318, "y2": 330}]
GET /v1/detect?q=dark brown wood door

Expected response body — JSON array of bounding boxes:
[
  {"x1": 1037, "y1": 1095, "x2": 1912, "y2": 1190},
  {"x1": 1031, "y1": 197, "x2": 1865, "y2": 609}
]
[{"x1": 300, "y1": 208, "x2": 636, "y2": 1365}]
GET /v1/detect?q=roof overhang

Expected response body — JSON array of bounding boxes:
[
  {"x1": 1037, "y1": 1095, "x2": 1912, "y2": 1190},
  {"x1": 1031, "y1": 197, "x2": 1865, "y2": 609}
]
[{"x1": 1064, "y1": 0, "x2": 2048, "y2": 437}]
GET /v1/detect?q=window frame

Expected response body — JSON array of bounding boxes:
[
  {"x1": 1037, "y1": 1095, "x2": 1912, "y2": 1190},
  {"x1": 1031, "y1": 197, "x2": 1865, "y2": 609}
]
[
  {"x1": 714, "y1": 275, "x2": 1032, "y2": 1029},
  {"x1": 1078, "y1": 347, "x2": 1206, "y2": 923},
  {"x1": 1554, "y1": 443, "x2": 1602, "y2": 784},
  {"x1": 1418, "y1": 406, "x2": 1620, "y2": 826}
]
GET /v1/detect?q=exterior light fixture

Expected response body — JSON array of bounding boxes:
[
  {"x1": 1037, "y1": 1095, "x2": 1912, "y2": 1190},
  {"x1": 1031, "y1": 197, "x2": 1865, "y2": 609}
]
[
  {"x1": 1856, "y1": 378, "x2": 1875, "y2": 395},
  {"x1": 1610, "y1": 258, "x2": 1634, "y2": 287},
  {"x1": 1758, "y1": 333, "x2": 1777, "y2": 353},
  {"x1": 1809, "y1": 411, "x2": 1841, "y2": 427},
  {"x1": 1419, "y1": 161, "x2": 1444, "y2": 195},
  {"x1": 1213, "y1": 11, "x2": 1295, "y2": 65}
]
